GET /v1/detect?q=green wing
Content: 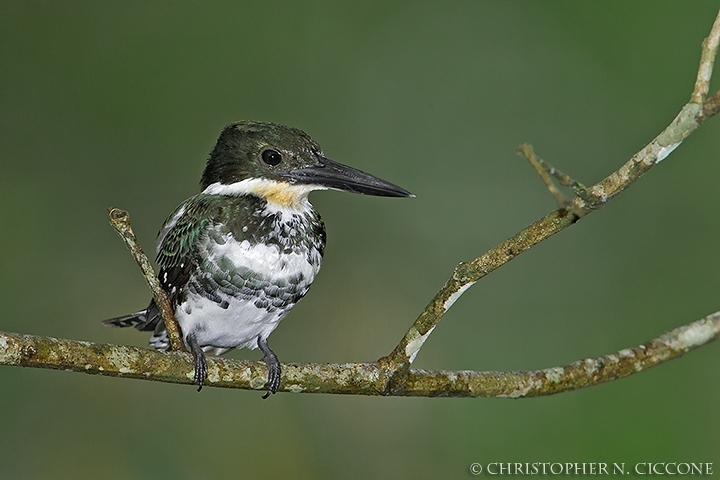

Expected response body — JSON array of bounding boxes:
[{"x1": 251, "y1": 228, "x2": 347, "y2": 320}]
[{"x1": 155, "y1": 195, "x2": 216, "y2": 300}]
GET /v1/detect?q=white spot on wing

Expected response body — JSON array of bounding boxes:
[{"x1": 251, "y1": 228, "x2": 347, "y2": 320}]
[{"x1": 156, "y1": 204, "x2": 187, "y2": 254}]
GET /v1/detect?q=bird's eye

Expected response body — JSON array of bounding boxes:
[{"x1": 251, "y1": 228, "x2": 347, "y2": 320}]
[{"x1": 261, "y1": 149, "x2": 282, "y2": 166}]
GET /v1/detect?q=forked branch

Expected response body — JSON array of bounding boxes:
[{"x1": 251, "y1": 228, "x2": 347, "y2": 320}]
[{"x1": 379, "y1": 9, "x2": 720, "y2": 382}]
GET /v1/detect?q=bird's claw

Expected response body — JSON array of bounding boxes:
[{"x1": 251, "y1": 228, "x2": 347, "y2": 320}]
[
  {"x1": 187, "y1": 333, "x2": 208, "y2": 392},
  {"x1": 261, "y1": 357, "x2": 281, "y2": 399},
  {"x1": 258, "y1": 336, "x2": 281, "y2": 399},
  {"x1": 193, "y1": 352, "x2": 208, "y2": 392}
]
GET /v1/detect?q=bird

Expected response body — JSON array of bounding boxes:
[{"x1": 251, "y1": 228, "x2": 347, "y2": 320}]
[{"x1": 104, "y1": 121, "x2": 413, "y2": 398}]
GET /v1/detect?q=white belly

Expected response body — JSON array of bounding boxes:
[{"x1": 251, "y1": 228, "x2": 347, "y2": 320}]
[
  {"x1": 175, "y1": 291, "x2": 286, "y2": 350},
  {"x1": 173, "y1": 222, "x2": 322, "y2": 351}
]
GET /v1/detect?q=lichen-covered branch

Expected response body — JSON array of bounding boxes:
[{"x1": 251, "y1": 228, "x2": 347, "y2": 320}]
[
  {"x1": 108, "y1": 208, "x2": 186, "y2": 352},
  {"x1": 0, "y1": 330, "x2": 385, "y2": 394},
  {"x1": 381, "y1": 9, "x2": 720, "y2": 377},
  {"x1": 1, "y1": 310, "x2": 717, "y2": 396}
]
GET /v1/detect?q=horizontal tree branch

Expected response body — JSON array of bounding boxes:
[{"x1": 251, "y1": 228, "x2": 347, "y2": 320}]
[{"x1": 1, "y1": 310, "x2": 717, "y2": 396}]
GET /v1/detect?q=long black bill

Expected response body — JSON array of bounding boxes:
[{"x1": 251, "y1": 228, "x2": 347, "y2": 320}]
[{"x1": 277, "y1": 156, "x2": 414, "y2": 198}]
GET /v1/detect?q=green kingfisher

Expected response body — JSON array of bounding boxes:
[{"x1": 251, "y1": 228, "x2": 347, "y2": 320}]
[{"x1": 104, "y1": 121, "x2": 413, "y2": 397}]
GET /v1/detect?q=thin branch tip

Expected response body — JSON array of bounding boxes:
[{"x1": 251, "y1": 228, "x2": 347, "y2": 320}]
[
  {"x1": 517, "y1": 143, "x2": 585, "y2": 210},
  {"x1": 691, "y1": 9, "x2": 720, "y2": 104},
  {"x1": 108, "y1": 206, "x2": 129, "y2": 221},
  {"x1": 107, "y1": 208, "x2": 186, "y2": 353}
]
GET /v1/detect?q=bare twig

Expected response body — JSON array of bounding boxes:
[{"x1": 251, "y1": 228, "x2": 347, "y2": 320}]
[
  {"x1": 518, "y1": 144, "x2": 588, "y2": 194},
  {"x1": 691, "y1": 10, "x2": 720, "y2": 103},
  {"x1": 1, "y1": 310, "x2": 717, "y2": 396},
  {"x1": 108, "y1": 208, "x2": 186, "y2": 352},
  {"x1": 517, "y1": 144, "x2": 573, "y2": 210}
]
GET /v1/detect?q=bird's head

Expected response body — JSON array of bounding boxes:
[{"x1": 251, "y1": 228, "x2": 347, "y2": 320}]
[{"x1": 200, "y1": 121, "x2": 413, "y2": 206}]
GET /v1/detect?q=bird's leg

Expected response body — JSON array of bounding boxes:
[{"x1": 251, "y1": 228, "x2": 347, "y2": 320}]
[
  {"x1": 187, "y1": 333, "x2": 207, "y2": 392},
  {"x1": 257, "y1": 336, "x2": 281, "y2": 399}
]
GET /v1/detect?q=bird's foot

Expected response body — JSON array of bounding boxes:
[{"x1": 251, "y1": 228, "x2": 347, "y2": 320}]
[
  {"x1": 257, "y1": 336, "x2": 281, "y2": 399},
  {"x1": 187, "y1": 333, "x2": 208, "y2": 391}
]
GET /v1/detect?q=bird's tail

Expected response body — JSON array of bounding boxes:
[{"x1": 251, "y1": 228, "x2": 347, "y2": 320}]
[
  {"x1": 103, "y1": 300, "x2": 172, "y2": 351},
  {"x1": 103, "y1": 300, "x2": 161, "y2": 332},
  {"x1": 103, "y1": 311, "x2": 149, "y2": 328}
]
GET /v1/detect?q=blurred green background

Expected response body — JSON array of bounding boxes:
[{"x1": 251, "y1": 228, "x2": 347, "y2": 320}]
[{"x1": 1, "y1": 1, "x2": 719, "y2": 478}]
